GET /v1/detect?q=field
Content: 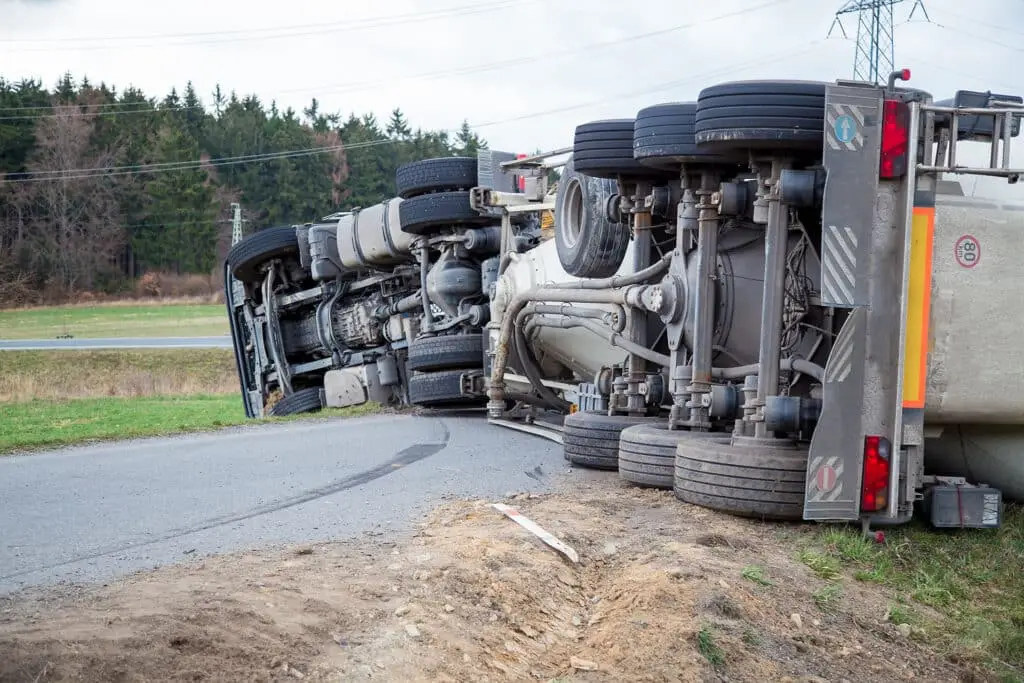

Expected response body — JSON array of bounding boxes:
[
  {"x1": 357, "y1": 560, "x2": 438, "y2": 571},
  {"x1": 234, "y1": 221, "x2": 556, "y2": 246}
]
[
  {"x1": 0, "y1": 301, "x2": 228, "y2": 339},
  {"x1": 0, "y1": 348, "x2": 239, "y2": 402},
  {"x1": 1, "y1": 480, "x2": 1019, "y2": 683},
  {"x1": 0, "y1": 348, "x2": 380, "y2": 453}
]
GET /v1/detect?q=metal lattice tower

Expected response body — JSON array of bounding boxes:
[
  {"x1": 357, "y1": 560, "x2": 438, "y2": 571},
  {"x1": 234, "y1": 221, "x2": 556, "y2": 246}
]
[{"x1": 829, "y1": 0, "x2": 929, "y2": 84}]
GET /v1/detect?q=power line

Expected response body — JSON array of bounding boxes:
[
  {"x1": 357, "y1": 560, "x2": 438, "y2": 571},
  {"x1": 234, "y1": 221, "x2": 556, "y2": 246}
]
[
  {"x1": 0, "y1": 0, "x2": 528, "y2": 51},
  {"x1": 0, "y1": 0, "x2": 796, "y2": 120},
  {"x1": 933, "y1": 22, "x2": 1024, "y2": 55},
  {"x1": 1, "y1": 39, "x2": 829, "y2": 184}
]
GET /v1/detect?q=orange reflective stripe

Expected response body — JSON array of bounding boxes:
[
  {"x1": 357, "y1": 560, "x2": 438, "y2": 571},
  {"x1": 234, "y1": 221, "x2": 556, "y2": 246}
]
[{"x1": 902, "y1": 206, "x2": 935, "y2": 408}]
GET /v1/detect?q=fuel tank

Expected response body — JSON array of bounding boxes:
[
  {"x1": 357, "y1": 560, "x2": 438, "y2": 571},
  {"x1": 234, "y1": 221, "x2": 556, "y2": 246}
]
[{"x1": 337, "y1": 199, "x2": 414, "y2": 269}]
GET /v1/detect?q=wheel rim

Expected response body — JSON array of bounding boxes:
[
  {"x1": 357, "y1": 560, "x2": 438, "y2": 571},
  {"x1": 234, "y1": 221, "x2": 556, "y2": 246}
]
[{"x1": 559, "y1": 177, "x2": 585, "y2": 250}]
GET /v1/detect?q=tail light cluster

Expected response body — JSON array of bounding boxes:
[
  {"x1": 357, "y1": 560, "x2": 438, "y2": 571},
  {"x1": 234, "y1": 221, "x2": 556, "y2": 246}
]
[
  {"x1": 861, "y1": 435, "x2": 892, "y2": 513},
  {"x1": 879, "y1": 98, "x2": 911, "y2": 179}
]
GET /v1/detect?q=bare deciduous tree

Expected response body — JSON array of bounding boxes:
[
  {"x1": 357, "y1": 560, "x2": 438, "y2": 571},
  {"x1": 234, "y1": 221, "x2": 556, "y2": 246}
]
[{"x1": 9, "y1": 98, "x2": 126, "y2": 296}]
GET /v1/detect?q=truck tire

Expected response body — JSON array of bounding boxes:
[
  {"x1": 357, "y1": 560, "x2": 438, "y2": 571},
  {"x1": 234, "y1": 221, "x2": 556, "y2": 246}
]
[
  {"x1": 694, "y1": 80, "x2": 828, "y2": 151},
  {"x1": 674, "y1": 439, "x2": 809, "y2": 521},
  {"x1": 563, "y1": 410, "x2": 661, "y2": 470},
  {"x1": 268, "y1": 387, "x2": 324, "y2": 417},
  {"x1": 396, "y1": 157, "x2": 478, "y2": 199},
  {"x1": 227, "y1": 226, "x2": 300, "y2": 283},
  {"x1": 408, "y1": 368, "x2": 484, "y2": 408},
  {"x1": 554, "y1": 155, "x2": 630, "y2": 279},
  {"x1": 407, "y1": 333, "x2": 484, "y2": 372},
  {"x1": 618, "y1": 423, "x2": 730, "y2": 489},
  {"x1": 572, "y1": 119, "x2": 660, "y2": 180},
  {"x1": 399, "y1": 190, "x2": 491, "y2": 235},
  {"x1": 633, "y1": 102, "x2": 734, "y2": 168}
]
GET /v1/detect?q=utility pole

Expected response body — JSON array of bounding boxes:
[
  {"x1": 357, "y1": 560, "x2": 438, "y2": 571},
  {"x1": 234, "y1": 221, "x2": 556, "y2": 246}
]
[
  {"x1": 231, "y1": 202, "x2": 244, "y2": 246},
  {"x1": 829, "y1": 0, "x2": 930, "y2": 84}
]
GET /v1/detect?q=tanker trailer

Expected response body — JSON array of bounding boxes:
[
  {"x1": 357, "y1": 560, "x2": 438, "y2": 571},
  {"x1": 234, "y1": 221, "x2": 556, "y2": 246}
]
[{"x1": 481, "y1": 72, "x2": 1024, "y2": 531}]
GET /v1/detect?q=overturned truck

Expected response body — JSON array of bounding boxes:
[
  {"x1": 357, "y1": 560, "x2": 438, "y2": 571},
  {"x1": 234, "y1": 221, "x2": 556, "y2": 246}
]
[{"x1": 225, "y1": 71, "x2": 1024, "y2": 531}]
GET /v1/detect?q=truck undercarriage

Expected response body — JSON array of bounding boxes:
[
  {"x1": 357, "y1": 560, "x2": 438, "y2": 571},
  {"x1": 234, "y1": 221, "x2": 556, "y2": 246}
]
[{"x1": 225, "y1": 70, "x2": 1024, "y2": 531}]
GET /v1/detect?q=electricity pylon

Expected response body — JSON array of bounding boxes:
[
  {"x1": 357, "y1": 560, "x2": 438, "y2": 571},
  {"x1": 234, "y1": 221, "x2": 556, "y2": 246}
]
[{"x1": 829, "y1": 0, "x2": 930, "y2": 84}]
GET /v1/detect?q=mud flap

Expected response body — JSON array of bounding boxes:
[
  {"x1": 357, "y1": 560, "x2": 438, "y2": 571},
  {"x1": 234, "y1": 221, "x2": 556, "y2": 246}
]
[{"x1": 805, "y1": 309, "x2": 868, "y2": 521}]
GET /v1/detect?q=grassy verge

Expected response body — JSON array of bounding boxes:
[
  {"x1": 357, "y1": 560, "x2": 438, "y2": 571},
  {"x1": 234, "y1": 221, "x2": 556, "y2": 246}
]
[
  {"x1": 0, "y1": 302, "x2": 228, "y2": 339},
  {"x1": 0, "y1": 349, "x2": 239, "y2": 402},
  {"x1": 0, "y1": 396, "x2": 383, "y2": 454},
  {"x1": 0, "y1": 348, "x2": 384, "y2": 453},
  {"x1": 798, "y1": 510, "x2": 1024, "y2": 680}
]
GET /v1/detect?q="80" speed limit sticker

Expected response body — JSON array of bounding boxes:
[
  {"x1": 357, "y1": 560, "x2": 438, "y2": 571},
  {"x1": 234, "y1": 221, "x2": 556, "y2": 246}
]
[{"x1": 954, "y1": 235, "x2": 981, "y2": 269}]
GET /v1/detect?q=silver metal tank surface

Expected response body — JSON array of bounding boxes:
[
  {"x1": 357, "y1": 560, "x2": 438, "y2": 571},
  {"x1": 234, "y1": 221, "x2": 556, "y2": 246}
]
[
  {"x1": 337, "y1": 199, "x2": 414, "y2": 269},
  {"x1": 920, "y1": 192, "x2": 1024, "y2": 500}
]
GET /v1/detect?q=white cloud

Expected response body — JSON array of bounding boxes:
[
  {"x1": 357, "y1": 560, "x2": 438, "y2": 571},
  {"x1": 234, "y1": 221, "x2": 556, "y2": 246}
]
[{"x1": 1, "y1": 0, "x2": 1023, "y2": 196}]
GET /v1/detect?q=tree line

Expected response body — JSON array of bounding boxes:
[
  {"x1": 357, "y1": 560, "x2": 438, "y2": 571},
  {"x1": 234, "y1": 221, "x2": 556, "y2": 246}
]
[{"x1": 0, "y1": 73, "x2": 487, "y2": 304}]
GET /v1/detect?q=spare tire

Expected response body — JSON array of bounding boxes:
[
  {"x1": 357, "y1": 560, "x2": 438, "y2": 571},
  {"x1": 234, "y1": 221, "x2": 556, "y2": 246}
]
[
  {"x1": 573, "y1": 119, "x2": 666, "y2": 180},
  {"x1": 694, "y1": 80, "x2": 828, "y2": 151},
  {"x1": 269, "y1": 386, "x2": 324, "y2": 417},
  {"x1": 674, "y1": 438, "x2": 809, "y2": 521},
  {"x1": 396, "y1": 157, "x2": 478, "y2": 199},
  {"x1": 227, "y1": 226, "x2": 300, "y2": 283},
  {"x1": 407, "y1": 333, "x2": 484, "y2": 372},
  {"x1": 554, "y1": 155, "x2": 630, "y2": 279},
  {"x1": 633, "y1": 102, "x2": 735, "y2": 168},
  {"x1": 399, "y1": 190, "x2": 491, "y2": 235}
]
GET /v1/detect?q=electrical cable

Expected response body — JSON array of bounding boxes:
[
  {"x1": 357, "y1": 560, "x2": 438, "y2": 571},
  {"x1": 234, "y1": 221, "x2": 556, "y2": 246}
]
[
  {"x1": 0, "y1": 0, "x2": 796, "y2": 119},
  {"x1": 0, "y1": 0, "x2": 530, "y2": 51},
  {"x1": 1, "y1": 39, "x2": 828, "y2": 184}
]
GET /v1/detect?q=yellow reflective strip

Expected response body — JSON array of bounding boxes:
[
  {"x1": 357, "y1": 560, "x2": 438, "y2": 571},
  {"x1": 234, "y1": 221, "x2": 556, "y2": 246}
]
[{"x1": 902, "y1": 206, "x2": 935, "y2": 408}]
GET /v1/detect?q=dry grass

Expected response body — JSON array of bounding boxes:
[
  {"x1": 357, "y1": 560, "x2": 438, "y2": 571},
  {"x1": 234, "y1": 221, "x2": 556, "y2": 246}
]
[
  {"x1": 0, "y1": 349, "x2": 239, "y2": 402},
  {"x1": 5, "y1": 294, "x2": 225, "y2": 311},
  {"x1": 0, "y1": 270, "x2": 228, "y2": 308}
]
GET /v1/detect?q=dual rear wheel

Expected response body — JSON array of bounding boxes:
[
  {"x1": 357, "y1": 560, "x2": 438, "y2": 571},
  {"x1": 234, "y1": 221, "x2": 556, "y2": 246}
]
[{"x1": 562, "y1": 411, "x2": 808, "y2": 521}]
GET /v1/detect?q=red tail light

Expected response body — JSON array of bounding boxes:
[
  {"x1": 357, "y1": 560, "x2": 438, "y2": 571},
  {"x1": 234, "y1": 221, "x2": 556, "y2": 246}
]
[
  {"x1": 879, "y1": 99, "x2": 910, "y2": 178},
  {"x1": 516, "y1": 153, "x2": 527, "y2": 192},
  {"x1": 861, "y1": 435, "x2": 892, "y2": 513}
]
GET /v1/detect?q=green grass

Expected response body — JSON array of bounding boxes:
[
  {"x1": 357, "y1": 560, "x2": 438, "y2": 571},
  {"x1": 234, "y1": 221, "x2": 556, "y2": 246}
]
[
  {"x1": 0, "y1": 303, "x2": 228, "y2": 339},
  {"x1": 696, "y1": 626, "x2": 725, "y2": 668},
  {"x1": 803, "y1": 511, "x2": 1024, "y2": 678},
  {"x1": 0, "y1": 396, "x2": 383, "y2": 454},
  {"x1": 741, "y1": 564, "x2": 774, "y2": 586}
]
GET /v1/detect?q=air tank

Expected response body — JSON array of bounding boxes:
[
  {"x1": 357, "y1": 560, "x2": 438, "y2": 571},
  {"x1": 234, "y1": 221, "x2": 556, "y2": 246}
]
[{"x1": 337, "y1": 199, "x2": 415, "y2": 269}]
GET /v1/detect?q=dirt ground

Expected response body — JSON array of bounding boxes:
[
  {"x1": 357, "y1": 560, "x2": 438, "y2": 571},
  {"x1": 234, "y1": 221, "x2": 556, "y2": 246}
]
[{"x1": 0, "y1": 478, "x2": 982, "y2": 683}]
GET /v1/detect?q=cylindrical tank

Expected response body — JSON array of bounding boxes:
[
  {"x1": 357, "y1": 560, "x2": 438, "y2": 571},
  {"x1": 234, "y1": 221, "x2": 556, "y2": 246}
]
[
  {"x1": 924, "y1": 194, "x2": 1024, "y2": 423},
  {"x1": 337, "y1": 199, "x2": 414, "y2": 269},
  {"x1": 918, "y1": 192, "x2": 1024, "y2": 500},
  {"x1": 491, "y1": 238, "x2": 635, "y2": 381},
  {"x1": 490, "y1": 226, "x2": 807, "y2": 384}
]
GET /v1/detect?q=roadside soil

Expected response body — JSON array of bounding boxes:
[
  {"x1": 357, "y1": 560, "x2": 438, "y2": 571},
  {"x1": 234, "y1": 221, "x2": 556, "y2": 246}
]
[{"x1": 0, "y1": 477, "x2": 980, "y2": 683}]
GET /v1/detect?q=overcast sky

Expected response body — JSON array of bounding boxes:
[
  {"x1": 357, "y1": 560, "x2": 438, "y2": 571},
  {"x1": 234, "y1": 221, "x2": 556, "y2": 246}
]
[{"x1": 2, "y1": 0, "x2": 1023, "y2": 196}]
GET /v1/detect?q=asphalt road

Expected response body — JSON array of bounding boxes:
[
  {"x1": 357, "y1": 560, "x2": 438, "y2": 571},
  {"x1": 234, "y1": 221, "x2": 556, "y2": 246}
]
[
  {"x1": 0, "y1": 413, "x2": 565, "y2": 595},
  {"x1": 0, "y1": 336, "x2": 232, "y2": 350}
]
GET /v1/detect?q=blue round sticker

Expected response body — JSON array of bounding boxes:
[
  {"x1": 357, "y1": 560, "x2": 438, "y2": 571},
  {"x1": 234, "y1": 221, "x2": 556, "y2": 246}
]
[{"x1": 834, "y1": 114, "x2": 856, "y2": 143}]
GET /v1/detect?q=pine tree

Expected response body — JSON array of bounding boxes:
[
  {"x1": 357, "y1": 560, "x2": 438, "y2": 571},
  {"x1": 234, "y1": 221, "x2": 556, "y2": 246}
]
[{"x1": 0, "y1": 73, "x2": 488, "y2": 301}]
